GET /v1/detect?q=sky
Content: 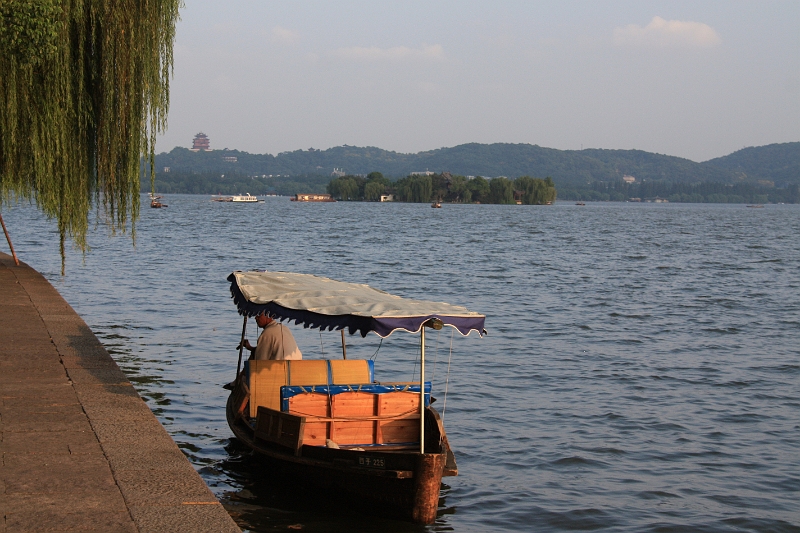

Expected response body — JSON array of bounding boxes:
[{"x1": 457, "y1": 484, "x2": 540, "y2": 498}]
[{"x1": 155, "y1": 1, "x2": 800, "y2": 162}]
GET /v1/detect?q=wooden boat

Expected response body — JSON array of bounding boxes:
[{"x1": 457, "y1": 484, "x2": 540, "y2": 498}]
[
  {"x1": 575, "y1": 202, "x2": 585, "y2": 206},
  {"x1": 746, "y1": 204, "x2": 764, "y2": 208},
  {"x1": 224, "y1": 271, "x2": 485, "y2": 523},
  {"x1": 149, "y1": 193, "x2": 167, "y2": 208},
  {"x1": 290, "y1": 193, "x2": 336, "y2": 202}
]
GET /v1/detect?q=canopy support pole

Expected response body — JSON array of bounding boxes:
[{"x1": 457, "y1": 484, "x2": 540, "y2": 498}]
[
  {"x1": 420, "y1": 326, "x2": 425, "y2": 454},
  {"x1": 341, "y1": 330, "x2": 347, "y2": 359},
  {"x1": 235, "y1": 316, "x2": 248, "y2": 383}
]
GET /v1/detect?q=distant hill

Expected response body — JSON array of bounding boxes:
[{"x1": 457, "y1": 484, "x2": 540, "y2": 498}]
[
  {"x1": 150, "y1": 141, "x2": 800, "y2": 192},
  {"x1": 704, "y1": 142, "x2": 800, "y2": 185}
]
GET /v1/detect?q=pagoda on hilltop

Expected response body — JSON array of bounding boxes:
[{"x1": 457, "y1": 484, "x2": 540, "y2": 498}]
[{"x1": 191, "y1": 132, "x2": 210, "y2": 151}]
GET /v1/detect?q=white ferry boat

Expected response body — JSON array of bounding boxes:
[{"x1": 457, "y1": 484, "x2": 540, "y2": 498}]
[
  {"x1": 232, "y1": 193, "x2": 260, "y2": 203},
  {"x1": 212, "y1": 193, "x2": 262, "y2": 203}
]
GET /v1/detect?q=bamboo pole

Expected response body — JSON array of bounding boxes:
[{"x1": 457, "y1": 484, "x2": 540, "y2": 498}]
[
  {"x1": 235, "y1": 316, "x2": 248, "y2": 383},
  {"x1": 0, "y1": 214, "x2": 20, "y2": 266}
]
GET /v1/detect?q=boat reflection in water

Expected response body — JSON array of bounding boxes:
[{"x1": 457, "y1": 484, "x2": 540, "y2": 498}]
[{"x1": 223, "y1": 270, "x2": 485, "y2": 524}]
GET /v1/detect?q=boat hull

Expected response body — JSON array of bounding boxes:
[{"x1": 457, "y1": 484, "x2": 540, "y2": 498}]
[{"x1": 225, "y1": 387, "x2": 451, "y2": 523}]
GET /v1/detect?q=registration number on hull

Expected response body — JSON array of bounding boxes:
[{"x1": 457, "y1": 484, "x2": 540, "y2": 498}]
[{"x1": 358, "y1": 456, "x2": 385, "y2": 469}]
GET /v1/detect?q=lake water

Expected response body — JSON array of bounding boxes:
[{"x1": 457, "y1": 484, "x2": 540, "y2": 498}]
[{"x1": 3, "y1": 196, "x2": 799, "y2": 532}]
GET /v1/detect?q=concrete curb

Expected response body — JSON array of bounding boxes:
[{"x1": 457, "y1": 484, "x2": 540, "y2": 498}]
[{"x1": 0, "y1": 253, "x2": 241, "y2": 532}]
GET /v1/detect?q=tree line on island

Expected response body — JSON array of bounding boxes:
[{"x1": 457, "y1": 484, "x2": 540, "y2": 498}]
[
  {"x1": 559, "y1": 179, "x2": 800, "y2": 204},
  {"x1": 147, "y1": 169, "x2": 800, "y2": 204},
  {"x1": 327, "y1": 172, "x2": 557, "y2": 204}
]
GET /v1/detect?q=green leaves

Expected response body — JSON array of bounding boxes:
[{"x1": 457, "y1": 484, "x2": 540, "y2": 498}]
[
  {"x1": 0, "y1": 0, "x2": 182, "y2": 273},
  {"x1": 0, "y1": 0, "x2": 60, "y2": 65}
]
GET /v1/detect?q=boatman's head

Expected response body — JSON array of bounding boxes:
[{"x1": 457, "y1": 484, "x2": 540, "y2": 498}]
[{"x1": 255, "y1": 314, "x2": 273, "y2": 328}]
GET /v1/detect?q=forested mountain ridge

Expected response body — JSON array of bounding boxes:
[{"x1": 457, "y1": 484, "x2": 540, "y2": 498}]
[
  {"x1": 704, "y1": 142, "x2": 800, "y2": 183},
  {"x1": 152, "y1": 142, "x2": 799, "y2": 187}
]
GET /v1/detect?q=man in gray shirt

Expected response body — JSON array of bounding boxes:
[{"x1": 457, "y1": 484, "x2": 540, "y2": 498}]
[{"x1": 241, "y1": 313, "x2": 303, "y2": 360}]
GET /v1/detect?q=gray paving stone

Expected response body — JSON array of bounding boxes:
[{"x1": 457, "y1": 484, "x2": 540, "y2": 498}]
[
  {"x1": 59, "y1": 353, "x2": 119, "y2": 369},
  {"x1": 1, "y1": 453, "x2": 118, "y2": 494},
  {"x1": 0, "y1": 382, "x2": 76, "y2": 401},
  {"x1": 72, "y1": 384, "x2": 142, "y2": 403},
  {"x1": 0, "y1": 430, "x2": 101, "y2": 455},
  {"x1": 0, "y1": 253, "x2": 240, "y2": 532},
  {"x1": 65, "y1": 366, "x2": 130, "y2": 386},
  {"x1": 3, "y1": 488, "x2": 129, "y2": 514},
  {"x1": 5, "y1": 510, "x2": 136, "y2": 532},
  {"x1": 91, "y1": 418, "x2": 174, "y2": 445},
  {"x1": 0, "y1": 394, "x2": 80, "y2": 411},
  {"x1": 114, "y1": 468, "x2": 219, "y2": 506},
  {"x1": 129, "y1": 504, "x2": 241, "y2": 533},
  {"x1": 105, "y1": 445, "x2": 195, "y2": 472},
  {"x1": 80, "y1": 398, "x2": 156, "y2": 422},
  {"x1": 0, "y1": 411, "x2": 92, "y2": 433}
]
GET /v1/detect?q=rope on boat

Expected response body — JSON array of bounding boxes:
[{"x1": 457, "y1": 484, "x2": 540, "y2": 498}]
[
  {"x1": 431, "y1": 327, "x2": 441, "y2": 383},
  {"x1": 442, "y1": 328, "x2": 454, "y2": 423},
  {"x1": 369, "y1": 337, "x2": 383, "y2": 361}
]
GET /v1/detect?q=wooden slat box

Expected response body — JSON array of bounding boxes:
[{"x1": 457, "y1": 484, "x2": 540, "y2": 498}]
[{"x1": 280, "y1": 383, "x2": 431, "y2": 447}]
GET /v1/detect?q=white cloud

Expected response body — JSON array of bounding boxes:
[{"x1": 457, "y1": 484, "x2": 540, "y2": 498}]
[
  {"x1": 614, "y1": 16, "x2": 721, "y2": 48},
  {"x1": 271, "y1": 26, "x2": 300, "y2": 44},
  {"x1": 328, "y1": 44, "x2": 445, "y2": 61}
]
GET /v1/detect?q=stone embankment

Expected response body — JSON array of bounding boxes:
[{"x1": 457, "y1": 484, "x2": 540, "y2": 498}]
[{"x1": 0, "y1": 252, "x2": 240, "y2": 532}]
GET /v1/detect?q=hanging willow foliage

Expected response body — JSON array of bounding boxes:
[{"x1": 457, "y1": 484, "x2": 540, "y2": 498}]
[{"x1": 0, "y1": 0, "x2": 181, "y2": 273}]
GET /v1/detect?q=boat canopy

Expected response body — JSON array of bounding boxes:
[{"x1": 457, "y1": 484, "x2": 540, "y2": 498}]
[{"x1": 228, "y1": 271, "x2": 485, "y2": 338}]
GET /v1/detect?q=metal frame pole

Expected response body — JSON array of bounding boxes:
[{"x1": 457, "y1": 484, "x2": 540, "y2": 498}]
[
  {"x1": 0, "y1": 214, "x2": 20, "y2": 266},
  {"x1": 420, "y1": 325, "x2": 425, "y2": 454},
  {"x1": 341, "y1": 329, "x2": 347, "y2": 359}
]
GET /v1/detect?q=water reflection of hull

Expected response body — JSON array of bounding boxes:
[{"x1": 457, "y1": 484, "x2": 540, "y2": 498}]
[{"x1": 225, "y1": 383, "x2": 455, "y2": 524}]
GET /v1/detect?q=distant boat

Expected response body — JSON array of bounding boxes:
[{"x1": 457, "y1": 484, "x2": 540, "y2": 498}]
[
  {"x1": 212, "y1": 193, "x2": 262, "y2": 203},
  {"x1": 431, "y1": 198, "x2": 442, "y2": 208},
  {"x1": 232, "y1": 193, "x2": 261, "y2": 203},
  {"x1": 575, "y1": 202, "x2": 585, "y2": 206},
  {"x1": 746, "y1": 204, "x2": 764, "y2": 208},
  {"x1": 149, "y1": 193, "x2": 167, "y2": 208},
  {"x1": 290, "y1": 193, "x2": 335, "y2": 202}
]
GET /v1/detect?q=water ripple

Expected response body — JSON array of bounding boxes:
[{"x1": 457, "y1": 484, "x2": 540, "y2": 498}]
[{"x1": 6, "y1": 199, "x2": 800, "y2": 532}]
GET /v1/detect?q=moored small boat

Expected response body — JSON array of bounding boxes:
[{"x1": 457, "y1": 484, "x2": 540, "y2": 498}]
[{"x1": 223, "y1": 270, "x2": 485, "y2": 523}]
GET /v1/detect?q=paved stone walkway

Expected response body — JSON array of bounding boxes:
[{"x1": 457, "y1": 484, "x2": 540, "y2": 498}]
[{"x1": 0, "y1": 252, "x2": 240, "y2": 532}]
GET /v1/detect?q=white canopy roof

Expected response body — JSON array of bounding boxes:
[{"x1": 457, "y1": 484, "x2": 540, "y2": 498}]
[{"x1": 228, "y1": 271, "x2": 485, "y2": 338}]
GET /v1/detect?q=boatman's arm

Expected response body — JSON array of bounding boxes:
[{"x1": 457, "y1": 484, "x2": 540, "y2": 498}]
[{"x1": 238, "y1": 339, "x2": 256, "y2": 355}]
